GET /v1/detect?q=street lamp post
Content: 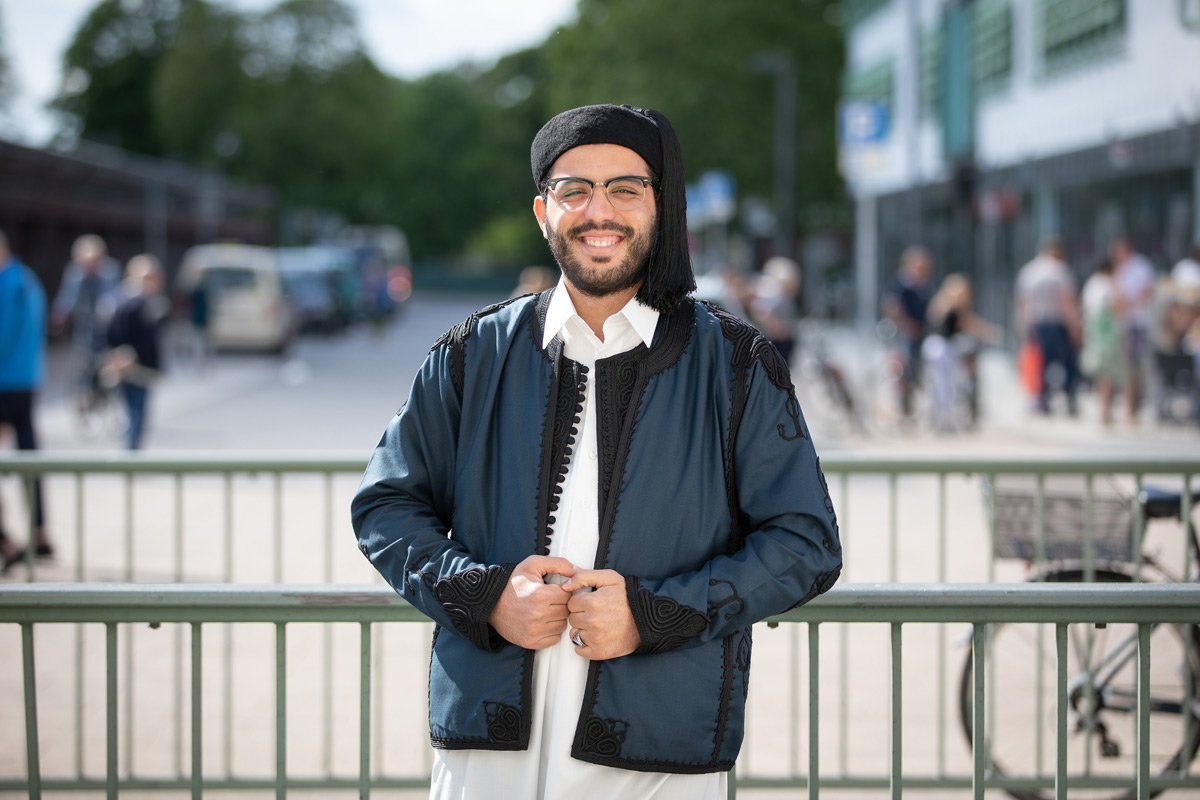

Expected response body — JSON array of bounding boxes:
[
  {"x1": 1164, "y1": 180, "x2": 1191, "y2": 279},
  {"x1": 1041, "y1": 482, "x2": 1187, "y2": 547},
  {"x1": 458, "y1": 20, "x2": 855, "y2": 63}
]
[{"x1": 752, "y1": 52, "x2": 797, "y2": 260}]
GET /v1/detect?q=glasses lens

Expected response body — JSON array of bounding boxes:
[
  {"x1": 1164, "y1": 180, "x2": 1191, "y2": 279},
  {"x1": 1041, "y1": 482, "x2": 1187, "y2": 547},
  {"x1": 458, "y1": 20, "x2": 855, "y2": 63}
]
[
  {"x1": 549, "y1": 179, "x2": 592, "y2": 211},
  {"x1": 605, "y1": 178, "x2": 647, "y2": 210}
]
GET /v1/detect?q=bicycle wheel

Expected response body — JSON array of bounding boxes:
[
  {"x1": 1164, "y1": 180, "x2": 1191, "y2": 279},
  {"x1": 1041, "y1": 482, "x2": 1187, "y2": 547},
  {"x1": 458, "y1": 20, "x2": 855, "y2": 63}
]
[{"x1": 959, "y1": 569, "x2": 1200, "y2": 800}]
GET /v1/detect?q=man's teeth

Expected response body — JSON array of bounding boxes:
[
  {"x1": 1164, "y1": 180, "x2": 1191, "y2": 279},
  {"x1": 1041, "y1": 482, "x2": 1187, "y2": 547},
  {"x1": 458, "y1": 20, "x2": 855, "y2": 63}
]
[{"x1": 583, "y1": 236, "x2": 618, "y2": 247}]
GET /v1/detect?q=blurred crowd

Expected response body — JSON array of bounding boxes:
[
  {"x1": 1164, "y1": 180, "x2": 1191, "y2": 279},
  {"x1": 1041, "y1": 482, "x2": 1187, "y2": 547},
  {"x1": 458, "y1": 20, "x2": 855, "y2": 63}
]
[{"x1": 878, "y1": 235, "x2": 1200, "y2": 432}]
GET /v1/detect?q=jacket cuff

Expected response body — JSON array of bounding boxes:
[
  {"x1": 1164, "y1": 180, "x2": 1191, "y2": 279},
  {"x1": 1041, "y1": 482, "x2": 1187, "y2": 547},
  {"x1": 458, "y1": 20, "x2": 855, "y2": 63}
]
[
  {"x1": 624, "y1": 575, "x2": 709, "y2": 656},
  {"x1": 433, "y1": 563, "x2": 515, "y2": 652}
]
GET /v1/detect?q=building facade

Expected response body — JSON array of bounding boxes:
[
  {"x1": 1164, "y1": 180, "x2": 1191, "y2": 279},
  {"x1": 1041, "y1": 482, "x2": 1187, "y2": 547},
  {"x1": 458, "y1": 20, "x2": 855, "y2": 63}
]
[{"x1": 840, "y1": 0, "x2": 1200, "y2": 333}]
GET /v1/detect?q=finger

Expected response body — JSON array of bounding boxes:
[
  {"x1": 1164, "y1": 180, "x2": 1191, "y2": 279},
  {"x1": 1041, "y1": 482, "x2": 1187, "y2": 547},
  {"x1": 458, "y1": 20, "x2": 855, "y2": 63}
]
[
  {"x1": 521, "y1": 555, "x2": 577, "y2": 579},
  {"x1": 562, "y1": 568, "x2": 621, "y2": 592},
  {"x1": 569, "y1": 627, "x2": 587, "y2": 649}
]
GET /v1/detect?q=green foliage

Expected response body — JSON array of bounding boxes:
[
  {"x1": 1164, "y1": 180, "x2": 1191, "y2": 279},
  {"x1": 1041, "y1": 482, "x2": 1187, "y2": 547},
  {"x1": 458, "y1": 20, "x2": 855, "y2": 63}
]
[{"x1": 52, "y1": 0, "x2": 847, "y2": 266}]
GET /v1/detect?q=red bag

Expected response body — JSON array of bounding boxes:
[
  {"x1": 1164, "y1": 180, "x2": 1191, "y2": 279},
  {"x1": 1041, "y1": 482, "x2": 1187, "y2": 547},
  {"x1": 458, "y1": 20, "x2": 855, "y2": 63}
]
[{"x1": 1018, "y1": 340, "x2": 1042, "y2": 396}]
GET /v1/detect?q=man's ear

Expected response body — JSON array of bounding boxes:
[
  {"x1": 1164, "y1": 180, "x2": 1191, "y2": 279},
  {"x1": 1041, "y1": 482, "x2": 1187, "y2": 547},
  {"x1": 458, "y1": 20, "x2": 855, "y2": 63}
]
[{"x1": 533, "y1": 195, "x2": 549, "y2": 240}]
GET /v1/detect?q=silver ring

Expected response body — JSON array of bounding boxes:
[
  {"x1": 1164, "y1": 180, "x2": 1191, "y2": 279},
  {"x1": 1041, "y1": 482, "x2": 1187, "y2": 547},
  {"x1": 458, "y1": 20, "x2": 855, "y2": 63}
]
[{"x1": 570, "y1": 629, "x2": 585, "y2": 648}]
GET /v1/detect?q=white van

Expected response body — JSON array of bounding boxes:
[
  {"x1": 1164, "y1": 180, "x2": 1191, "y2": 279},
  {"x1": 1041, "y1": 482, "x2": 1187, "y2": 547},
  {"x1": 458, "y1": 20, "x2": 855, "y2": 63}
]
[{"x1": 176, "y1": 244, "x2": 294, "y2": 353}]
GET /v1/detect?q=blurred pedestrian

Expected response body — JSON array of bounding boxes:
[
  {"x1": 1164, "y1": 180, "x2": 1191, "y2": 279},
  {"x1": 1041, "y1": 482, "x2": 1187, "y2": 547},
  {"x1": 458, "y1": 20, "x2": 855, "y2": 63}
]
[
  {"x1": 352, "y1": 103, "x2": 840, "y2": 799},
  {"x1": 511, "y1": 265, "x2": 557, "y2": 297},
  {"x1": 1016, "y1": 235, "x2": 1081, "y2": 416},
  {"x1": 923, "y1": 272, "x2": 1000, "y2": 430},
  {"x1": 50, "y1": 234, "x2": 121, "y2": 405},
  {"x1": 749, "y1": 256, "x2": 801, "y2": 366},
  {"x1": 1172, "y1": 241, "x2": 1200, "y2": 291},
  {"x1": 881, "y1": 246, "x2": 935, "y2": 417},
  {"x1": 1109, "y1": 237, "x2": 1157, "y2": 424},
  {"x1": 1079, "y1": 258, "x2": 1125, "y2": 427},
  {"x1": 104, "y1": 254, "x2": 170, "y2": 450},
  {"x1": 0, "y1": 230, "x2": 54, "y2": 572}
]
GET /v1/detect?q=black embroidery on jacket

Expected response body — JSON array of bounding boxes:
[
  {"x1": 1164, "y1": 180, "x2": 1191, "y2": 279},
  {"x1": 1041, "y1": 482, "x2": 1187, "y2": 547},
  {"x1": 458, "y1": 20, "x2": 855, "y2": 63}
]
[
  {"x1": 736, "y1": 628, "x2": 753, "y2": 701},
  {"x1": 815, "y1": 458, "x2": 842, "y2": 543},
  {"x1": 789, "y1": 567, "x2": 842, "y2": 610},
  {"x1": 712, "y1": 633, "x2": 737, "y2": 762},
  {"x1": 433, "y1": 564, "x2": 512, "y2": 652},
  {"x1": 627, "y1": 584, "x2": 709, "y2": 655},
  {"x1": 592, "y1": 299, "x2": 693, "y2": 569},
  {"x1": 578, "y1": 716, "x2": 628, "y2": 760},
  {"x1": 708, "y1": 578, "x2": 744, "y2": 621},
  {"x1": 534, "y1": 357, "x2": 586, "y2": 556},
  {"x1": 431, "y1": 297, "x2": 522, "y2": 399},
  {"x1": 484, "y1": 702, "x2": 522, "y2": 744}
]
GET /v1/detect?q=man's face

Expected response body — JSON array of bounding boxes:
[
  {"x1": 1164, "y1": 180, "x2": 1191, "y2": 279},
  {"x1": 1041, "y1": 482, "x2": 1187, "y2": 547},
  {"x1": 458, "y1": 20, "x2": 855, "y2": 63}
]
[{"x1": 533, "y1": 143, "x2": 657, "y2": 301}]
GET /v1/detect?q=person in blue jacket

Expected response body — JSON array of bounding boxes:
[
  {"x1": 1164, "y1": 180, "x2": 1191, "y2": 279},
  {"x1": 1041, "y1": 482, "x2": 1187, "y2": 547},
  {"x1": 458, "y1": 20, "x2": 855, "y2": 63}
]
[
  {"x1": 352, "y1": 105, "x2": 841, "y2": 799},
  {"x1": 0, "y1": 230, "x2": 54, "y2": 572}
]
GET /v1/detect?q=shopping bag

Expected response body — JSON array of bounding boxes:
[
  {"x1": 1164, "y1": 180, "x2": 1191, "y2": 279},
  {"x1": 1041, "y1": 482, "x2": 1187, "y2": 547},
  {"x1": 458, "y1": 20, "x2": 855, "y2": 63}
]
[{"x1": 1018, "y1": 340, "x2": 1042, "y2": 396}]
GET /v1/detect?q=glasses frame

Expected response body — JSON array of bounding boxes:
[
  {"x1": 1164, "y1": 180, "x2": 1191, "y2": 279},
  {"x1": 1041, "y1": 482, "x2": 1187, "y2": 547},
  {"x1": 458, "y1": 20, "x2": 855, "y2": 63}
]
[{"x1": 542, "y1": 175, "x2": 657, "y2": 212}]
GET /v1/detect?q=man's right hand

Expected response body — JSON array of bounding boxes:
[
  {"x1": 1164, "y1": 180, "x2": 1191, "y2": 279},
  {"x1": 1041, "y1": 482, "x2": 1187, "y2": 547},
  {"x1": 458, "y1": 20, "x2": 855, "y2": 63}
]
[{"x1": 488, "y1": 555, "x2": 577, "y2": 650}]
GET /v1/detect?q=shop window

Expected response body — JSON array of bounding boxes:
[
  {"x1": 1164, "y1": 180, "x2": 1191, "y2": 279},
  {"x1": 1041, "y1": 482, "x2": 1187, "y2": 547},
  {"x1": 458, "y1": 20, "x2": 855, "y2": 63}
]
[
  {"x1": 1040, "y1": 0, "x2": 1126, "y2": 75},
  {"x1": 843, "y1": 59, "x2": 895, "y2": 111},
  {"x1": 920, "y1": 27, "x2": 942, "y2": 117},
  {"x1": 973, "y1": 0, "x2": 1013, "y2": 96}
]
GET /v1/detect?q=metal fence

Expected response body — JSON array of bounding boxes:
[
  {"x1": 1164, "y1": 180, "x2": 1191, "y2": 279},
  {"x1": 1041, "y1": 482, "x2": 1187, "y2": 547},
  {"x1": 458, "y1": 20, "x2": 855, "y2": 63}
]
[
  {"x1": 0, "y1": 452, "x2": 1197, "y2": 798},
  {"x1": 2, "y1": 583, "x2": 1199, "y2": 799}
]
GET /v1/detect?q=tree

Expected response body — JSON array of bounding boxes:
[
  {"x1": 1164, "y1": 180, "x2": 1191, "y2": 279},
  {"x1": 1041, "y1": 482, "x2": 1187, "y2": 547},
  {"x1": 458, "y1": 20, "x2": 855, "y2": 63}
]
[{"x1": 52, "y1": 0, "x2": 184, "y2": 154}]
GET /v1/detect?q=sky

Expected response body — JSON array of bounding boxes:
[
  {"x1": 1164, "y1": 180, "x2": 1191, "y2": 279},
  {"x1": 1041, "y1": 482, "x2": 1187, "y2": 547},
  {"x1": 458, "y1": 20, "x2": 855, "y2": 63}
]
[{"x1": 1, "y1": 0, "x2": 578, "y2": 145}]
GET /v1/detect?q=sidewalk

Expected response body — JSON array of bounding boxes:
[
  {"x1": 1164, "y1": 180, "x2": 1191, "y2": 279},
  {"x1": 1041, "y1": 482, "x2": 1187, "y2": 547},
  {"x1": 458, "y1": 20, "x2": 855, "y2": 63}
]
[{"x1": 802, "y1": 324, "x2": 1200, "y2": 457}]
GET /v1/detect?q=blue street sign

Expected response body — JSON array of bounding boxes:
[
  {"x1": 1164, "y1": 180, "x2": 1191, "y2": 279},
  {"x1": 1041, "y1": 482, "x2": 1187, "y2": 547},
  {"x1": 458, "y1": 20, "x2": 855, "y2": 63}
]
[{"x1": 839, "y1": 100, "x2": 889, "y2": 145}]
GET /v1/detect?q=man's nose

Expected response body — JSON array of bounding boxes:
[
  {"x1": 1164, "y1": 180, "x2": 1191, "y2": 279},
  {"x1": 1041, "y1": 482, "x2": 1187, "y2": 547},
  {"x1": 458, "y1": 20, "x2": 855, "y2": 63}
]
[{"x1": 582, "y1": 188, "x2": 619, "y2": 221}]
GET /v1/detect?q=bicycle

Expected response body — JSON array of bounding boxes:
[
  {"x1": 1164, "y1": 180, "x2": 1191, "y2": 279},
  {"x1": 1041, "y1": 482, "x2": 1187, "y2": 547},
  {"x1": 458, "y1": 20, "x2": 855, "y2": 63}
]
[
  {"x1": 71, "y1": 349, "x2": 125, "y2": 440},
  {"x1": 794, "y1": 321, "x2": 867, "y2": 436},
  {"x1": 959, "y1": 478, "x2": 1200, "y2": 799}
]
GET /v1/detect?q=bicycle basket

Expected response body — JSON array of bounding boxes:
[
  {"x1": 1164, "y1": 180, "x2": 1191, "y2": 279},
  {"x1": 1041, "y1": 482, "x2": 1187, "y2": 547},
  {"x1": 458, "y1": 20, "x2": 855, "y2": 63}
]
[{"x1": 986, "y1": 483, "x2": 1133, "y2": 562}]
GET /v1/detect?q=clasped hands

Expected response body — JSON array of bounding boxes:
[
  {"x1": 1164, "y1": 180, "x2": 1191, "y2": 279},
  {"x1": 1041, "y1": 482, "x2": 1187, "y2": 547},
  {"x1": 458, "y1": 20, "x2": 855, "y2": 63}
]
[{"x1": 487, "y1": 555, "x2": 640, "y2": 660}]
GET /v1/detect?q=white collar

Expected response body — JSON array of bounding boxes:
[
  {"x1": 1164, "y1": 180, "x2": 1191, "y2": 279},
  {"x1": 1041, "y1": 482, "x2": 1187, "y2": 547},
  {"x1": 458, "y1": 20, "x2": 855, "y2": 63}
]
[{"x1": 542, "y1": 277, "x2": 660, "y2": 351}]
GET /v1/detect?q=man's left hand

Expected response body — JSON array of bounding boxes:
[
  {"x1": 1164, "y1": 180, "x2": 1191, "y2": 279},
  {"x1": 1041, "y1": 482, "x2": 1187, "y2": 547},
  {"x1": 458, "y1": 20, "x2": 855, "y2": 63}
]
[{"x1": 562, "y1": 569, "x2": 641, "y2": 660}]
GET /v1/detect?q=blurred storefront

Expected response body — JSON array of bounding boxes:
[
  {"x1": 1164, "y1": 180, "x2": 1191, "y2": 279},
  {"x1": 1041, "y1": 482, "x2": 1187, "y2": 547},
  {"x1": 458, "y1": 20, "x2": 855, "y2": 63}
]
[
  {"x1": 0, "y1": 137, "x2": 274, "y2": 299},
  {"x1": 839, "y1": 0, "x2": 1200, "y2": 334}
]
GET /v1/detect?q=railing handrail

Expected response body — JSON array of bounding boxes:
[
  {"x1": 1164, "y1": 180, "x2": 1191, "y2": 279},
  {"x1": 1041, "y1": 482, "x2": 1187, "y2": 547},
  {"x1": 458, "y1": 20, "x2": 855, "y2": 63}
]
[
  {"x1": 3, "y1": 582, "x2": 1199, "y2": 624},
  {"x1": 0, "y1": 450, "x2": 1197, "y2": 475}
]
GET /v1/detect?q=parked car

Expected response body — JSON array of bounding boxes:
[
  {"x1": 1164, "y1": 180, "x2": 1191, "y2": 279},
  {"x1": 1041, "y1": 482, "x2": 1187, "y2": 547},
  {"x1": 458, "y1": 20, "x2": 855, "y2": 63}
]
[
  {"x1": 275, "y1": 247, "x2": 347, "y2": 333},
  {"x1": 176, "y1": 244, "x2": 294, "y2": 354},
  {"x1": 275, "y1": 245, "x2": 358, "y2": 330}
]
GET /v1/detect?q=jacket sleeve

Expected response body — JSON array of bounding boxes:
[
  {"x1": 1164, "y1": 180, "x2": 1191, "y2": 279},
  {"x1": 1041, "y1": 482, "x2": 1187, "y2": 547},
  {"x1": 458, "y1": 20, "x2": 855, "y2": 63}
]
[
  {"x1": 625, "y1": 356, "x2": 842, "y2": 655},
  {"x1": 351, "y1": 342, "x2": 514, "y2": 652}
]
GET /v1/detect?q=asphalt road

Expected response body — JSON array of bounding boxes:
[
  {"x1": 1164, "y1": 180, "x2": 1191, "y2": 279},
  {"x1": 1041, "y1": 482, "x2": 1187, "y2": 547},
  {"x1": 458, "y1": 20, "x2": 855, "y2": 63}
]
[{"x1": 32, "y1": 289, "x2": 1200, "y2": 457}]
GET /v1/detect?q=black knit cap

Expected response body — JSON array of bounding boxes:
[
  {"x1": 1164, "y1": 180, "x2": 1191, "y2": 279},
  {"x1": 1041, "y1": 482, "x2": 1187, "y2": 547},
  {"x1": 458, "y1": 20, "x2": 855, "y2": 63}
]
[{"x1": 531, "y1": 104, "x2": 695, "y2": 313}]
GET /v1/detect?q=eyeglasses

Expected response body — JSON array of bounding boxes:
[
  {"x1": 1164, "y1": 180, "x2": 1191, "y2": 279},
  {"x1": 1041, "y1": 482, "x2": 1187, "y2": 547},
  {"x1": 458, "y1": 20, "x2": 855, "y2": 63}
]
[{"x1": 543, "y1": 175, "x2": 656, "y2": 212}]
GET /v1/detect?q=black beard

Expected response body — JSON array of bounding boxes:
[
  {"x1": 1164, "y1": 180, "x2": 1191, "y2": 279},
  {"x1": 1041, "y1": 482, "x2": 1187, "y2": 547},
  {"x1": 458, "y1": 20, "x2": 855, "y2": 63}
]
[{"x1": 546, "y1": 219, "x2": 653, "y2": 299}]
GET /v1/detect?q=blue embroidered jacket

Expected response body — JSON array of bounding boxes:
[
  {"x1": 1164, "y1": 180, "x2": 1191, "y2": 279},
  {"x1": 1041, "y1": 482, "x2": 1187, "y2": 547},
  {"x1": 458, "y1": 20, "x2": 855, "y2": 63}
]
[{"x1": 352, "y1": 290, "x2": 842, "y2": 774}]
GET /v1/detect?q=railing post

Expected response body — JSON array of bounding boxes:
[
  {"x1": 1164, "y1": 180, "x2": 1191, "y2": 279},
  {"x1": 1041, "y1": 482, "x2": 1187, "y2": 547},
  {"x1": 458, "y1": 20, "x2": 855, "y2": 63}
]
[
  {"x1": 1056, "y1": 622, "x2": 1068, "y2": 800},
  {"x1": 191, "y1": 622, "x2": 203, "y2": 800},
  {"x1": 359, "y1": 622, "x2": 371, "y2": 800},
  {"x1": 971, "y1": 622, "x2": 986, "y2": 800},
  {"x1": 276, "y1": 621, "x2": 287, "y2": 800},
  {"x1": 106, "y1": 622, "x2": 118, "y2": 800},
  {"x1": 808, "y1": 622, "x2": 820, "y2": 800},
  {"x1": 22, "y1": 622, "x2": 41, "y2": 800},
  {"x1": 890, "y1": 622, "x2": 902, "y2": 799},
  {"x1": 1137, "y1": 622, "x2": 1151, "y2": 800}
]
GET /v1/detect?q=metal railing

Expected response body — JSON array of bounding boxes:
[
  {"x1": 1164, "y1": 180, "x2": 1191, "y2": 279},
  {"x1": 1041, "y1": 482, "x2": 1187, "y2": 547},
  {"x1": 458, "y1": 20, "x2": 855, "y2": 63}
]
[
  {"x1": 2, "y1": 583, "x2": 1199, "y2": 798},
  {"x1": 1, "y1": 451, "x2": 1197, "y2": 798},
  {"x1": 1, "y1": 451, "x2": 1194, "y2": 584}
]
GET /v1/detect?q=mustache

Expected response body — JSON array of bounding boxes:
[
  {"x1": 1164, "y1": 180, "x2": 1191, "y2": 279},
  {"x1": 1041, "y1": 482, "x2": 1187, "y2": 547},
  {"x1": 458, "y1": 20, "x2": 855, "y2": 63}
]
[{"x1": 567, "y1": 221, "x2": 634, "y2": 238}]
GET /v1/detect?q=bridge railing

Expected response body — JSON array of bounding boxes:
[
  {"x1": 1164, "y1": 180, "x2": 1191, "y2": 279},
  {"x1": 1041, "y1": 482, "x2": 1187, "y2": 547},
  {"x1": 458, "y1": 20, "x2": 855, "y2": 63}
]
[{"x1": 2, "y1": 583, "x2": 1199, "y2": 798}]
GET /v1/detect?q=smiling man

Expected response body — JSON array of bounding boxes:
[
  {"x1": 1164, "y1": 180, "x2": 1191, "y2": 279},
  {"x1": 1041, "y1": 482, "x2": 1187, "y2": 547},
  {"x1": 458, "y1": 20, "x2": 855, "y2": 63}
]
[{"x1": 352, "y1": 104, "x2": 842, "y2": 799}]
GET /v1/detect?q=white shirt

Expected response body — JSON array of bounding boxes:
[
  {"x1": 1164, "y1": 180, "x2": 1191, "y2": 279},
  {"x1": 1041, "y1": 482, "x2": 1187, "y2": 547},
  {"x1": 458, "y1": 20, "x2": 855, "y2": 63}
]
[
  {"x1": 1114, "y1": 252, "x2": 1156, "y2": 329},
  {"x1": 431, "y1": 281, "x2": 726, "y2": 800}
]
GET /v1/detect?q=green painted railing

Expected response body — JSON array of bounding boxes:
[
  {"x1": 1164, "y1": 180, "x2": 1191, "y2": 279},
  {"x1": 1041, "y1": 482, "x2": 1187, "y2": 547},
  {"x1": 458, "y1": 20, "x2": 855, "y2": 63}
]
[
  {"x1": 2, "y1": 583, "x2": 1199, "y2": 798},
  {"x1": 1, "y1": 451, "x2": 1197, "y2": 798}
]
